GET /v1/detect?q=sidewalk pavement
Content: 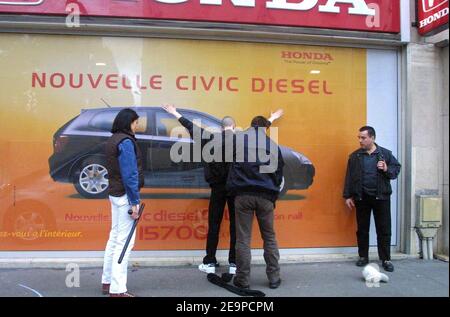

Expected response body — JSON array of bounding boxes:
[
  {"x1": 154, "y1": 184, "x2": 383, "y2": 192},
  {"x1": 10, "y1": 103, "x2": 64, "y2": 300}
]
[{"x1": 0, "y1": 258, "x2": 448, "y2": 297}]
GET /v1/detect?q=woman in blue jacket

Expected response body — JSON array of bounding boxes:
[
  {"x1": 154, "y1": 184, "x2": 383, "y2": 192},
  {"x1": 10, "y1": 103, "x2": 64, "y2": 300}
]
[{"x1": 101, "y1": 108, "x2": 144, "y2": 297}]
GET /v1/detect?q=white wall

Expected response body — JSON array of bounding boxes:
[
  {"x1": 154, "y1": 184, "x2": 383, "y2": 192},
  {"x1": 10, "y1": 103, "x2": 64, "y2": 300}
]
[{"x1": 367, "y1": 49, "x2": 399, "y2": 246}]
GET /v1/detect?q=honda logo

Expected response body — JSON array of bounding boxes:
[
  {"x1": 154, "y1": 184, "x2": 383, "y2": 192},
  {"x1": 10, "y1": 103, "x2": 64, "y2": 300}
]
[{"x1": 422, "y1": 0, "x2": 448, "y2": 13}]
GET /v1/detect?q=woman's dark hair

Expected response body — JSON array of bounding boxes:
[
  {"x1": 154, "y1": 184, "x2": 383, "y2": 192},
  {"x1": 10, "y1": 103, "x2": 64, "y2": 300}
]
[
  {"x1": 111, "y1": 108, "x2": 139, "y2": 134},
  {"x1": 251, "y1": 116, "x2": 270, "y2": 128}
]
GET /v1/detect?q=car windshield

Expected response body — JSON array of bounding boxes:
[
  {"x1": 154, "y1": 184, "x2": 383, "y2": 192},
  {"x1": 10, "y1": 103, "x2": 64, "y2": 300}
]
[
  {"x1": 155, "y1": 111, "x2": 220, "y2": 138},
  {"x1": 183, "y1": 112, "x2": 221, "y2": 133}
]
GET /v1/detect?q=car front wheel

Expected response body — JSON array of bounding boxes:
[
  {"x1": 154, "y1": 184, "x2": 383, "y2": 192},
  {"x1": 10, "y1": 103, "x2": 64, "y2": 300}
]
[
  {"x1": 4, "y1": 202, "x2": 56, "y2": 245},
  {"x1": 73, "y1": 157, "x2": 109, "y2": 199}
]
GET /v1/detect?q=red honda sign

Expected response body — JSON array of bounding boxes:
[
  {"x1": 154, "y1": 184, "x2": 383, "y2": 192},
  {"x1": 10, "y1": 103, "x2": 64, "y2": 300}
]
[
  {"x1": 417, "y1": 0, "x2": 449, "y2": 35},
  {"x1": 0, "y1": 0, "x2": 400, "y2": 33}
]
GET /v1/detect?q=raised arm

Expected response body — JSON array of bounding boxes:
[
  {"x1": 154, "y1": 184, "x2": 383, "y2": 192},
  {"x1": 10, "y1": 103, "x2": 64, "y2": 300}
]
[
  {"x1": 268, "y1": 109, "x2": 284, "y2": 125},
  {"x1": 162, "y1": 104, "x2": 182, "y2": 120}
]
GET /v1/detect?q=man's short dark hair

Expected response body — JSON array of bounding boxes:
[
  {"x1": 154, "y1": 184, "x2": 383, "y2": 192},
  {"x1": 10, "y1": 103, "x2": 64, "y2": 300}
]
[
  {"x1": 359, "y1": 126, "x2": 376, "y2": 138},
  {"x1": 221, "y1": 116, "x2": 235, "y2": 129},
  {"x1": 111, "y1": 108, "x2": 139, "y2": 134},
  {"x1": 251, "y1": 116, "x2": 270, "y2": 128}
]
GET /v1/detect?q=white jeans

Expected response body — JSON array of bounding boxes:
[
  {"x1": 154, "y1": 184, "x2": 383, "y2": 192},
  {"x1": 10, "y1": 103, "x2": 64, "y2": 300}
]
[{"x1": 101, "y1": 194, "x2": 136, "y2": 294}]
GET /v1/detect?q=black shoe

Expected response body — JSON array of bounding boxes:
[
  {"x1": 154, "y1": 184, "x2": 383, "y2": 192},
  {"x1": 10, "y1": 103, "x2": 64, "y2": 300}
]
[
  {"x1": 356, "y1": 257, "x2": 369, "y2": 267},
  {"x1": 269, "y1": 279, "x2": 281, "y2": 289},
  {"x1": 233, "y1": 278, "x2": 249, "y2": 289},
  {"x1": 382, "y1": 260, "x2": 394, "y2": 272}
]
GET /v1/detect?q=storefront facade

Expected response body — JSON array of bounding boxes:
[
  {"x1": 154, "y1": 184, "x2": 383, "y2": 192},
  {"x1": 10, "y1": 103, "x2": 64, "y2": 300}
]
[{"x1": 0, "y1": 0, "x2": 447, "y2": 261}]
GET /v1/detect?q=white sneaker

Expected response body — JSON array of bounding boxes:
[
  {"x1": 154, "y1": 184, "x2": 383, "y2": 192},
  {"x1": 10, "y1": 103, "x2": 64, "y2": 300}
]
[
  {"x1": 229, "y1": 263, "x2": 236, "y2": 275},
  {"x1": 198, "y1": 263, "x2": 215, "y2": 274}
]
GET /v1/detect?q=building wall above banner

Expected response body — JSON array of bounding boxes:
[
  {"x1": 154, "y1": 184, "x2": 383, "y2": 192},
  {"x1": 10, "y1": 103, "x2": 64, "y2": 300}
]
[{"x1": 0, "y1": 0, "x2": 400, "y2": 33}]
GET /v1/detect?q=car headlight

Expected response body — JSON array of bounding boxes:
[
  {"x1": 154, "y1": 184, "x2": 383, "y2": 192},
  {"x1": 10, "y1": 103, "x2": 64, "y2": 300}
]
[{"x1": 292, "y1": 151, "x2": 312, "y2": 165}]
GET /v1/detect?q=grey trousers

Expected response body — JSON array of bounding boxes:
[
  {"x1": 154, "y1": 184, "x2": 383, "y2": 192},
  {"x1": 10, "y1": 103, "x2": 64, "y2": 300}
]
[{"x1": 234, "y1": 195, "x2": 280, "y2": 287}]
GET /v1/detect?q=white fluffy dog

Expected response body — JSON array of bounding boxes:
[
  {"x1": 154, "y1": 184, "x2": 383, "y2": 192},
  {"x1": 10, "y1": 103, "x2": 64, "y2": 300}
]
[{"x1": 362, "y1": 263, "x2": 389, "y2": 284}]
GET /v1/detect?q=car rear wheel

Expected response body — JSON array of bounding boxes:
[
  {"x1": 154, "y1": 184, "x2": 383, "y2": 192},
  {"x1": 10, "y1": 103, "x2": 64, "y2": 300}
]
[{"x1": 73, "y1": 157, "x2": 109, "y2": 199}]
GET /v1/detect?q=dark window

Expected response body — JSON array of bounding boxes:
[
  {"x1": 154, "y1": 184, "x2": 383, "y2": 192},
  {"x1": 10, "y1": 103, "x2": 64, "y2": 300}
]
[
  {"x1": 89, "y1": 110, "x2": 119, "y2": 131},
  {"x1": 88, "y1": 110, "x2": 147, "y2": 133}
]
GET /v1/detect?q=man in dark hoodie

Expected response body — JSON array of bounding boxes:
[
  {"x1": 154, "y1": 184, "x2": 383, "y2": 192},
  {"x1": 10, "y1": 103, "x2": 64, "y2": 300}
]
[
  {"x1": 162, "y1": 104, "x2": 282, "y2": 276},
  {"x1": 227, "y1": 116, "x2": 284, "y2": 290}
]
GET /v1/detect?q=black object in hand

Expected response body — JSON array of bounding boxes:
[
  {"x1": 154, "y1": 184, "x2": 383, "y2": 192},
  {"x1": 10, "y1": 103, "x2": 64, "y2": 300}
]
[{"x1": 118, "y1": 203, "x2": 145, "y2": 264}]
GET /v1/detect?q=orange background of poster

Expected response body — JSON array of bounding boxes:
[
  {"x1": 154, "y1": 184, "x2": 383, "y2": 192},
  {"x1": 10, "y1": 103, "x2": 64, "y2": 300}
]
[{"x1": 0, "y1": 34, "x2": 366, "y2": 251}]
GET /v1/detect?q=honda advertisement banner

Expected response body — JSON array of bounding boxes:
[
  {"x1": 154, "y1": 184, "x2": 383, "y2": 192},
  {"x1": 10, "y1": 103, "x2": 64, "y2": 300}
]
[
  {"x1": 0, "y1": 0, "x2": 401, "y2": 33},
  {"x1": 0, "y1": 34, "x2": 399, "y2": 251}
]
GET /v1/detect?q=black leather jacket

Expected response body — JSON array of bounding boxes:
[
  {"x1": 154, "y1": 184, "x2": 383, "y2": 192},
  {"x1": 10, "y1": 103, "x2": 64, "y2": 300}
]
[{"x1": 343, "y1": 144, "x2": 401, "y2": 201}]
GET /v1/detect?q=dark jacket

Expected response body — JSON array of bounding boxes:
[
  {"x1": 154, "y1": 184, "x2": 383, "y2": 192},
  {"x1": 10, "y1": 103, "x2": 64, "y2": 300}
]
[
  {"x1": 105, "y1": 132, "x2": 144, "y2": 198},
  {"x1": 343, "y1": 144, "x2": 401, "y2": 201},
  {"x1": 178, "y1": 116, "x2": 233, "y2": 187},
  {"x1": 226, "y1": 127, "x2": 284, "y2": 203}
]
